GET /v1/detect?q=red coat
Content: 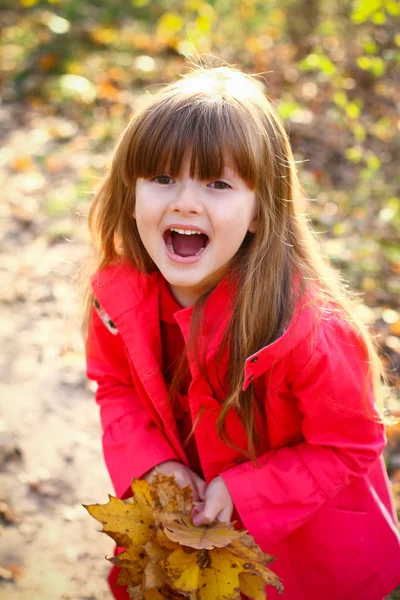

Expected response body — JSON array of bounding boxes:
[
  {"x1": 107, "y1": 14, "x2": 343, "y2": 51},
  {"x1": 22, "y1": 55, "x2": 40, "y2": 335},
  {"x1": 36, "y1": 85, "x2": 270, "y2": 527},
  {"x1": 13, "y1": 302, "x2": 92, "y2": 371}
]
[{"x1": 86, "y1": 261, "x2": 400, "y2": 600}]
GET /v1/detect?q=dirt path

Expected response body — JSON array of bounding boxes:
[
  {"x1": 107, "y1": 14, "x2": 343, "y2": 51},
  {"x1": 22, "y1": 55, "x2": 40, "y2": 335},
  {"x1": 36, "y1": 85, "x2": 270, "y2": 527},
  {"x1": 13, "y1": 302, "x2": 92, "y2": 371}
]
[
  {"x1": 0, "y1": 237, "x2": 117, "y2": 599},
  {"x1": 0, "y1": 103, "x2": 117, "y2": 597}
]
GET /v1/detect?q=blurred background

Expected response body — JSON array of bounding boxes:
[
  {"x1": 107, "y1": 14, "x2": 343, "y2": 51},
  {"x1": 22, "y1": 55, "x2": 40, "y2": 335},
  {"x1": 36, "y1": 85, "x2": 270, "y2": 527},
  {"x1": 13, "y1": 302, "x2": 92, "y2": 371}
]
[{"x1": 0, "y1": 0, "x2": 399, "y2": 598}]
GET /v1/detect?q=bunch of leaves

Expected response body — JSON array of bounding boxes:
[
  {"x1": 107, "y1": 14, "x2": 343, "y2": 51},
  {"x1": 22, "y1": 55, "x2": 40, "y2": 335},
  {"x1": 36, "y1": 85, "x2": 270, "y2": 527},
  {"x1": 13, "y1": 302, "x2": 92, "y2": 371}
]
[{"x1": 84, "y1": 473, "x2": 283, "y2": 600}]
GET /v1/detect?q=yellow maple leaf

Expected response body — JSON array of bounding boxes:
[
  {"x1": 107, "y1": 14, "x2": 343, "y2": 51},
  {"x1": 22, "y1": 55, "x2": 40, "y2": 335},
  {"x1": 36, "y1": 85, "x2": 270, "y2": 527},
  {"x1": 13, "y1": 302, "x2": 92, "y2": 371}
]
[
  {"x1": 163, "y1": 543, "x2": 283, "y2": 599},
  {"x1": 85, "y1": 474, "x2": 283, "y2": 599},
  {"x1": 239, "y1": 573, "x2": 269, "y2": 600},
  {"x1": 151, "y1": 472, "x2": 193, "y2": 522},
  {"x1": 145, "y1": 540, "x2": 170, "y2": 562},
  {"x1": 229, "y1": 533, "x2": 276, "y2": 565},
  {"x1": 164, "y1": 517, "x2": 245, "y2": 550},
  {"x1": 83, "y1": 479, "x2": 156, "y2": 548},
  {"x1": 110, "y1": 547, "x2": 148, "y2": 586},
  {"x1": 112, "y1": 542, "x2": 168, "y2": 589},
  {"x1": 155, "y1": 528, "x2": 178, "y2": 551},
  {"x1": 127, "y1": 586, "x2": 165, "y2": 600},
  {"x1": 127, "y1": 584, "x2": 192, "y2": 599},
  {"x1": 143, "y1": 559, "x2": 166, "y2": 591}
]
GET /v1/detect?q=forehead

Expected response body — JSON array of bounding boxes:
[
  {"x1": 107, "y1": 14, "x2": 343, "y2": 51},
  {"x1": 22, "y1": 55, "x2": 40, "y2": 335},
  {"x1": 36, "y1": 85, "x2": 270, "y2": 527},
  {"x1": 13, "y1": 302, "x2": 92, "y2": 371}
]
[
  {"x1": 128, "y1": 96, "x2": 259, "y2": 189},
  {"x1": 165, "y1": 150, "x2": 241, "y2": 179}
]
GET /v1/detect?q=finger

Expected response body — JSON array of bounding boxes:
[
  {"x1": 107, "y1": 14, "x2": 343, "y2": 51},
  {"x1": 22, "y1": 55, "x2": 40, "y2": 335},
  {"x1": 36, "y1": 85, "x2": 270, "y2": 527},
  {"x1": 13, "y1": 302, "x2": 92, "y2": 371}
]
[
  {"x1": 186, "y1": 474, "x2": 201, "y2": 502},
  {"x1": 192, "y1": 508, "x2": 215, "y2": 526},
  {"x1": 173, "y1": 470, "x2": 193, "y2": 490},
  {"x1": 174, "y1": 470, "x2": 202, "y2": 502},
  {"x1": 190, "y1": 472, "x2": 207, "y2": 500},
  {"x1": 192, "y1": 498, "x2": 221, "y2": 526},
  {"x1": 191, "y1": 501, "x2": 205, "y2": 516},
  {"x1": 216, "y1": 505, "x2": 233, "y2": 523},
  {"x1": 143, "y1": 467, "x2": 156, "y2": 483}
]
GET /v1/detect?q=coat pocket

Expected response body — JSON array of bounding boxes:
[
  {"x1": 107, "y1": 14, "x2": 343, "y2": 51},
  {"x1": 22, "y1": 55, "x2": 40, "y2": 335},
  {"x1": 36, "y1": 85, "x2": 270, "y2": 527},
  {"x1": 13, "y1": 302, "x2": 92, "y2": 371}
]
[{"x1": 291, "y1": 505, "x2": 371, "y2": 599}]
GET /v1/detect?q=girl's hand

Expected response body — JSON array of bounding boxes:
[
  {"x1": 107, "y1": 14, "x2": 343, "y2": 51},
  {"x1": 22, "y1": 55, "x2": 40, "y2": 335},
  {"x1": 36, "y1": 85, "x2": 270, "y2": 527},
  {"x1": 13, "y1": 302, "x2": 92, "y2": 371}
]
[
  {"x1": 191, "y1": 476, "x2": 233, "y2": 526},
  {"x1": 143, "y1": 460, "x2": 207, "y2": 503}
]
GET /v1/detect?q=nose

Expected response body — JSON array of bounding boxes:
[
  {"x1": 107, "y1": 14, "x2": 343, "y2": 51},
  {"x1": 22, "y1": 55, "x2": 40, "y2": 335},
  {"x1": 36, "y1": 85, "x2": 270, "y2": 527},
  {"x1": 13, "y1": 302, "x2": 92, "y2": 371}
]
[{"x1": 170, "y1": 180, "x2": 203, "y2": 216}]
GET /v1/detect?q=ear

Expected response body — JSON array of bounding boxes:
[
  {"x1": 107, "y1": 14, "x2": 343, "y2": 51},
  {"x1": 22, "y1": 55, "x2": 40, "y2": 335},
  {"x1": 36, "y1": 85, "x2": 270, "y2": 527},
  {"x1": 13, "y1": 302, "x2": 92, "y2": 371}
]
[{"x1": 248, "y1": 218, "x2": 257, "y2": 233}]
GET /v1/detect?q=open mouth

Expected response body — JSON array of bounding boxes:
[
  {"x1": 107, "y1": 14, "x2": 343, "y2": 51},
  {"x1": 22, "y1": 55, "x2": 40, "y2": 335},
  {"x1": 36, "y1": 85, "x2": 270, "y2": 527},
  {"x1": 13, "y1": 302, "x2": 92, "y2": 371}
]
[{"x1": 163, "y1": 227, "x2": 210, "y2": 258}]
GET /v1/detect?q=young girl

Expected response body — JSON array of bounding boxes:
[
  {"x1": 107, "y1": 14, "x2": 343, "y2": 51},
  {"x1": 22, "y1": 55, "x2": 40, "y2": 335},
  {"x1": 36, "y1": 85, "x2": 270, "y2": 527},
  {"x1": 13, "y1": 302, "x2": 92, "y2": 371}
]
[{"x1": 84, "y1": 64, "x2": 400, "y2": 599}]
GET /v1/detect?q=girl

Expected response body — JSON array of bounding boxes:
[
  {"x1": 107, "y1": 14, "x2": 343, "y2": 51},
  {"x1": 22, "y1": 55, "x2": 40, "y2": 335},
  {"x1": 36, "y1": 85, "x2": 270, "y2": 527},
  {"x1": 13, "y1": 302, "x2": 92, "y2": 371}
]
[{"x1": 84, "y1": 64, "x2": 400, "y2": 599}]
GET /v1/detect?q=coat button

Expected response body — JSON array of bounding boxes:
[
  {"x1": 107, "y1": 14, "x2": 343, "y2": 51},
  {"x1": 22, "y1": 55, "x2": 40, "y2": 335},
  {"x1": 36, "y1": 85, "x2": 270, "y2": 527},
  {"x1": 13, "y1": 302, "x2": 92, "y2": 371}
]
[
  {"x1": 248, "y1": 374, "x2": 254, "y2": 382},
  {"x1": 251, "y1": 356, "x2": 258, "y2": 363}
]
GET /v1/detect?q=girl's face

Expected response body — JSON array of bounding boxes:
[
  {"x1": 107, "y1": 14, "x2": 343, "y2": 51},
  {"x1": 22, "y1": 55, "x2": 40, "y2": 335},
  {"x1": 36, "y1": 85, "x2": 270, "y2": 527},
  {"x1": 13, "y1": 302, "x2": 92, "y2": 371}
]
[{"x1": 134, "y1": 155, "x2": 257, "y2": 307}]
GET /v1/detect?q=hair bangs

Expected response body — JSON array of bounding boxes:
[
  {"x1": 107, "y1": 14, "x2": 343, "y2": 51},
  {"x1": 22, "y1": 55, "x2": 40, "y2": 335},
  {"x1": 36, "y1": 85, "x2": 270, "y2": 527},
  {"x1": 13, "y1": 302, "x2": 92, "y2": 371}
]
[{"x1": 126, "y1": 96, "x2": 259, "y2": 188}]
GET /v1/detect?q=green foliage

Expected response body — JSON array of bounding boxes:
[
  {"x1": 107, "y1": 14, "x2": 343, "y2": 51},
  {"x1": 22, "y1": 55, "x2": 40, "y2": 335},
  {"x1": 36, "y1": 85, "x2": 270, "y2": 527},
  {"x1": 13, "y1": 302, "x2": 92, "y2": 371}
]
[
  {"x1": 357, "y1": 55, "x2": 385, "y2": 76},
  {"x1": 352, "y1": 0, "x2": 400, "y2": 23},
  {"x1": 299, "y1": 51, "x2": 337, "y2": 76}
]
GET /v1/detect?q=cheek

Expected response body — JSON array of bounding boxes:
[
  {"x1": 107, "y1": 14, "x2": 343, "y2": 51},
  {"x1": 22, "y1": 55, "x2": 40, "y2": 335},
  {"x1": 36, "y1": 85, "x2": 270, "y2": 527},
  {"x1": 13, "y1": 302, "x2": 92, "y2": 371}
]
[
  {"x1": 135, "y1": 197, "x2": 154, "y2": 226},
  {"x1": 215, "y1": 217, "x2": 250, "y2": 255},
  {"x1": 223, "y1": 206, "x2": 254, "y2": 237}
]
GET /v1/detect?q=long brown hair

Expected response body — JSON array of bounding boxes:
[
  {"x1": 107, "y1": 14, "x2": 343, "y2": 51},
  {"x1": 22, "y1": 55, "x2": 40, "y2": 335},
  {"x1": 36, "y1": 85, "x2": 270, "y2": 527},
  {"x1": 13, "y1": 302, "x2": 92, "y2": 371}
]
[{"x1": 83, "y1": 62, "x2": 384, "y2": 460}]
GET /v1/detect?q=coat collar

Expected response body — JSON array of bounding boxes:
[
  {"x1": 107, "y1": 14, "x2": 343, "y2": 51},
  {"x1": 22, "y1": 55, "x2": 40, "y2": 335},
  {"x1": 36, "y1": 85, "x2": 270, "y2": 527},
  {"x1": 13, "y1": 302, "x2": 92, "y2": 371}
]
[
  {"x1": 91, "y1": 260, "x2": 317, "y2": 391},
  {"x1": 91, "y1": 259, "x2": 233, "y2": 350}
]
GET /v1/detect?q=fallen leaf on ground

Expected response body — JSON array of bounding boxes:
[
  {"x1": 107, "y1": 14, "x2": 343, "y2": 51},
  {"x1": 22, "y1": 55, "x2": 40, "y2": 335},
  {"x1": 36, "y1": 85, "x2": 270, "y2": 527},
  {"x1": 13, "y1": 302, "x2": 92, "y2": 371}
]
[
  {"x1": 0, "y1": 565, "x2": 13, "y2": 580},
  {"x1": 0, "y1": 501, "x2": 17, "y2": 524}
]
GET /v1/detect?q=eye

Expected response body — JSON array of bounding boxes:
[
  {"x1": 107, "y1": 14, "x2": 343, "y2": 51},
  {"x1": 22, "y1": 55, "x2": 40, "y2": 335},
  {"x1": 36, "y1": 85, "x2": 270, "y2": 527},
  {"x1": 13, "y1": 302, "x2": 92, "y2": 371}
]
[
  {"x1": 209, "y1": 180, "x2": 231, "y2": 190},
  {"x1": 152, "y1": 175, "x2": 174, "y2": 185}
]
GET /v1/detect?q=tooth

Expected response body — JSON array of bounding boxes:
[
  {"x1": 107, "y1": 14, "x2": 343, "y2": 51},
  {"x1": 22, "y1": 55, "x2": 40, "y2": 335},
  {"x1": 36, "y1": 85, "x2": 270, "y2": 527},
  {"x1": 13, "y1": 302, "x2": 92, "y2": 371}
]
[{"x1": 169, "y1": 228, "x2": 205, "y2": 235}]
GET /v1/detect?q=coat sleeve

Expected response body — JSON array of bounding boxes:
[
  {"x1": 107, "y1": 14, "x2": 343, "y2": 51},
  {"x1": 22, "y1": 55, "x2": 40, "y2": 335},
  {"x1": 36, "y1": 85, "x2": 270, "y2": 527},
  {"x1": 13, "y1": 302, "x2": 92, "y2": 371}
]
[
  {"x1": 86, "y1": 307, "x2": 178, "y2": 498},
  {"x1": 220, "y1": 317, "x2": 386, "y2": 547}
]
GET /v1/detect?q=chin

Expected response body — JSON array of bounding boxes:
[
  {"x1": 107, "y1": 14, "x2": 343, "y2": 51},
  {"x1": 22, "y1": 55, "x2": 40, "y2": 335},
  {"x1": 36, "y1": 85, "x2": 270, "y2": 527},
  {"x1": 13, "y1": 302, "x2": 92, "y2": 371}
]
[{"x1": 166, "y1": 276, "x2": 204, "y2": 289}]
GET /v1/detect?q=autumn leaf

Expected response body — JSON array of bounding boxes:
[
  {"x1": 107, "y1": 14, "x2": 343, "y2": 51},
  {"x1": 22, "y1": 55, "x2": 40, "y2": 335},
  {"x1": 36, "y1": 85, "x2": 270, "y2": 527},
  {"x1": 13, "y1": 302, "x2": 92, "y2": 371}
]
[
  {"x1": 239, "y1": 573, "x2": 268, "y2": 600},
  {"x1": 164, "y1": 517, "x2": 245, "y2": 550},
  {"x1": 230, "y1": 533, "x2": 276, "y2": 565},
  {"x1": 162, "y1": 547, "x2": 202, "y2": 594},
  {"x1": 155, "y1": 527, "x2": 178, "y2": 552},
  {"x1": 110, "y1": 546, "x2": 148, "y2": 586},
  {"x1": 127, "y1": 586, "x2": 165, "y2": 600},
  {"x1": 152, "y1": 471, "x2": 193, "y2": 523},
  {"x1": 85, "y1": 474, "x2": 283, "y2": 599},
  {"x1": 127, "y1": 584, "x2": 192, "y2": 599},
  {"x1": 110, "y1": 534, "x2": 168, "y2": 587},
  {"x1": 83, "y1": 479, "x2": 156, "y2": 548},
  {"x1": 142, "y1": 559, "x2": 166, "y2": 591},
  {"x1": 145, "y1": 540, "x2": 170, "y2": 563},
  {"x1": 163, "y1": 544, "x2": 283, "y2": 600}
]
